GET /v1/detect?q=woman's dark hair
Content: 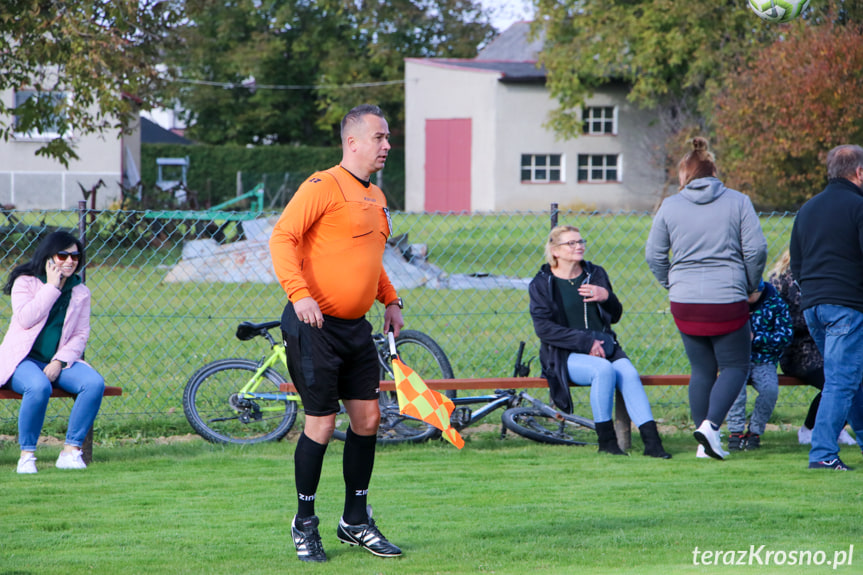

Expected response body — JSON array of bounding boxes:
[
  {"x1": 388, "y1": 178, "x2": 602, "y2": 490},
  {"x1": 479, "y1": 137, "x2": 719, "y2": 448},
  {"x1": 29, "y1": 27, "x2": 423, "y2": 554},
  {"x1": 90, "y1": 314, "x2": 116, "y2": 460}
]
[
  {"x1": 3, "y1": 231, "x2": 85, "y2": 295},
  {"x1": 678, "y1": 136, "x2": 718, "y2": 188}
]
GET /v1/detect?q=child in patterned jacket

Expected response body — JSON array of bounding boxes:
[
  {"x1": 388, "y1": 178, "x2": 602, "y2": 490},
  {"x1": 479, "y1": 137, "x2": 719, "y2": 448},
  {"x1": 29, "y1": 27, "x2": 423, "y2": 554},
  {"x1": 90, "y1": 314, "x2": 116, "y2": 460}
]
[{"x1": 727, "y1": 279, "x2": 793, "y2": 450}]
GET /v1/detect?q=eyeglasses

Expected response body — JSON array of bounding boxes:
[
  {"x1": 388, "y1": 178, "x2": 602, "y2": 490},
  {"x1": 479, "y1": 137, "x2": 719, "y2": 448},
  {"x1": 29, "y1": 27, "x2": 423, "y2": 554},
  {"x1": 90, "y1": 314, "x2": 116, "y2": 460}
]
[
  {"x1": 556, "y1": 240, "x2": 587, "y2": 248},
  {"x1": 55, "y1": 251, "x2": 80, "y2": 262}
]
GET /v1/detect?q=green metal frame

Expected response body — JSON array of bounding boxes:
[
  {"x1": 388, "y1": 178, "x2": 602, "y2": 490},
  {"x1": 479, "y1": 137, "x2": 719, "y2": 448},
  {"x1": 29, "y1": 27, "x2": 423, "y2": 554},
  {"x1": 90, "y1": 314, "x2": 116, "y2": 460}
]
[
  {"x1": 142, "y1": 183, "x2": 265, "y2": 221},
  {"x1": 238, "y1": 341, "x2": 300, "y2": 411}
]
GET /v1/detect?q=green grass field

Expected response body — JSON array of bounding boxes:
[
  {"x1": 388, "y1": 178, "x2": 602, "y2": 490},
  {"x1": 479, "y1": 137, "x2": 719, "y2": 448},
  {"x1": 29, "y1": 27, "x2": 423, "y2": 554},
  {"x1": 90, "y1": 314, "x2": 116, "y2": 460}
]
[
  {"x1": 2, "y1": 430, "x2": 861, "y2": 574},
  {"x1": 0, "y1": 211, "x2": 858, "y2": 574},
  {"x1": 0, "y1": 209, "x2": 816, "y2": 438}
]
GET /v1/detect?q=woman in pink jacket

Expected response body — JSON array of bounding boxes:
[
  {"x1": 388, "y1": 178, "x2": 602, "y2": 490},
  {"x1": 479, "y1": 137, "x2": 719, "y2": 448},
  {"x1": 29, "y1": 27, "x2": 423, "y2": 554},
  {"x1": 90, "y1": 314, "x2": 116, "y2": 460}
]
[{"x1": 0, "y1": 231, "x2": 104, "y2": 473}]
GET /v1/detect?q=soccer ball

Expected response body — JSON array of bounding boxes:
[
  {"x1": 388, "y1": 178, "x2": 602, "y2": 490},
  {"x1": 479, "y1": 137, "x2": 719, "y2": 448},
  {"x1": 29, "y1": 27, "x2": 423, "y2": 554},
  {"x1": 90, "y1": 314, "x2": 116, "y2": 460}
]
[{"x1": 748, "y1": 0, "x2": 810, "y2": 22}]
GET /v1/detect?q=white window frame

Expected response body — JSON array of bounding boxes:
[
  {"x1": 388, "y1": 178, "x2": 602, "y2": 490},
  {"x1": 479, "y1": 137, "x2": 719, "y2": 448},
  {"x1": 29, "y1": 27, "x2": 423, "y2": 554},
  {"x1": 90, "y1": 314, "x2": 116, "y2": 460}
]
[
  {"x1": 13, "y1": 89, "x2": 72, "y2": 141},
  {"x1": 520, "y1": 154, "x2": 565, "y2": 183},
  {"x1": 577, "y1": 154, "x2": 622, "y2": 183},
  {"x1": 582, "y1": 106, "x2": 618, "y2": 135}
]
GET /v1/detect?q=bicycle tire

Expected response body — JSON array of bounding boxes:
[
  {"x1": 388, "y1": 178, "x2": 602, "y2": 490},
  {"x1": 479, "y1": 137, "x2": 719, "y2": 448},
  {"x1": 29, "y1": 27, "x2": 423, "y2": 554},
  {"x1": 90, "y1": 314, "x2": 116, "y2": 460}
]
[
  {"x1": 332, "y1": 330, "x2": 454, "y2": 444},
  {"x1": 183, "y1": 358, "x2": 298, "y2": 445},
  {"x1": 501, "y1": 406, "x2": 596, "y2": 446}
]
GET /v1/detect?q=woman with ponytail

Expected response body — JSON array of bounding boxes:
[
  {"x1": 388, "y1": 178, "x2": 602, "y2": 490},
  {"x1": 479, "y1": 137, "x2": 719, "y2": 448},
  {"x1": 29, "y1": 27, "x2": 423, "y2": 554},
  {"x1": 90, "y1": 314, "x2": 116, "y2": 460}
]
[{"x1": 645, "y1": 137, "x2": 768, "y2": 459}]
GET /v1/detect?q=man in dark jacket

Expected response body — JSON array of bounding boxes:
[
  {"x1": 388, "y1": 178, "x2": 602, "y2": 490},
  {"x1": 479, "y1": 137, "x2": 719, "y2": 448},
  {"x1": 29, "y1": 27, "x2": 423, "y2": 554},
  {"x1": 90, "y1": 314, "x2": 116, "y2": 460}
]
[{"x1": 790, "y1": 144, "x2": 863, "y2": 471}]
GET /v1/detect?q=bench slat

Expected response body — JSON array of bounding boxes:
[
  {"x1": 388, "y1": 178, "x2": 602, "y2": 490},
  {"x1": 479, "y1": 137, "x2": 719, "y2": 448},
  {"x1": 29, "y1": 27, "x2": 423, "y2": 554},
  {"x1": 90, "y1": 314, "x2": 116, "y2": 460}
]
[
  {"x1": 0, "y1": 386, "x2": 123, "y2": 400},
  {"x1": 278, "y1": 375, "x2": 805, "y2": 394}
]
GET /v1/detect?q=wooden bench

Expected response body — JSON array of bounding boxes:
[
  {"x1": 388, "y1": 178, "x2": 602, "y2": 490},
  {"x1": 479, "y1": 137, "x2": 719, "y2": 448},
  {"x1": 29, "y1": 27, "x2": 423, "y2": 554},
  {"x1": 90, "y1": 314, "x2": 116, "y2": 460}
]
[
  {"x1": 282, "y1": 375, "x2": 807, "y2": 450},
  {"x1": 0, "y1": 386, "x2": 123, "y2": 465}
]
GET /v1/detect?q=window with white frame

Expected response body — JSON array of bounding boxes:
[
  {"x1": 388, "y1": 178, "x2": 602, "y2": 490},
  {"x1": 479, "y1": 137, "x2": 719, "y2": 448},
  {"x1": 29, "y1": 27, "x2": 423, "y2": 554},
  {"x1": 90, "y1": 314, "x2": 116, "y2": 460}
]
[
  {"x1": 521, "y1": 154, "x2": 564, "y2": 183},
  {"x1": 14, "y1": 90, "x2": 69, "y2": 139},
  {"x1": 582, "y1": 106, "x2": 617, "y2": 135},
  {"x1": 577, "y1": 154, "x2": 621, "y2": 182}
]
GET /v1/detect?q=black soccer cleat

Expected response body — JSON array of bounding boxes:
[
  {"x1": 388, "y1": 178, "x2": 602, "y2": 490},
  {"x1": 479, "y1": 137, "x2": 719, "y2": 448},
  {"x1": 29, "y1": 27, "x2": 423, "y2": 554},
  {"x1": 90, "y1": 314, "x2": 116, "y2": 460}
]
[
  {"x1": 292, "y1": 515, "x2": 327, "y2": 562},
  {"x1": 336, "y1": 506, "x2": 402, "y2": 557}
]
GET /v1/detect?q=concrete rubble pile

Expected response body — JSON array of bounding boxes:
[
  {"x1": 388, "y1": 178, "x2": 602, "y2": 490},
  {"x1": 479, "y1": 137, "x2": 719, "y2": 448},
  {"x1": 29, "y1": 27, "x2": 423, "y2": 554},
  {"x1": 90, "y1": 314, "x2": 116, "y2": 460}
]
[{"x1": 163, "y1": 217, "x2": 531, "y2": 290}]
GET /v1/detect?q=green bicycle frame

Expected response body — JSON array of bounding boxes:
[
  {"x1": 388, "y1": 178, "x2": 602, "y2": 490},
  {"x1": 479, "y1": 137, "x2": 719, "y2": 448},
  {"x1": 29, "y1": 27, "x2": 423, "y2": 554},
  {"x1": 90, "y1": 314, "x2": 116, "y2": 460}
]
[{"x1": 237, "y1": 345, "x2": 300, "y2": 409}]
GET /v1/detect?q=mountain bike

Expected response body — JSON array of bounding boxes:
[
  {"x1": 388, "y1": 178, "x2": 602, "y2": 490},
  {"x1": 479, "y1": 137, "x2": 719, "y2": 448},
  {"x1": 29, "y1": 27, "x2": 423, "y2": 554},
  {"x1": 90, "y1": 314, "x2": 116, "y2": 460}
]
[
  {"x1": 371, "y1": 341, "x2": 596, "y2": 446},
  {"x1": 182, "y1": 320, "x2": 453, "y2": 445}
]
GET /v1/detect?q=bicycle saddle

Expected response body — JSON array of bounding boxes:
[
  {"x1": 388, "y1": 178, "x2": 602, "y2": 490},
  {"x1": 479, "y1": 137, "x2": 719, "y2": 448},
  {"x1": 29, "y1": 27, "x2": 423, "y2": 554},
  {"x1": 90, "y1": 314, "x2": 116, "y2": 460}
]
[{"x1": 236, "y1": 320, "x2": 281, "y2": 341}]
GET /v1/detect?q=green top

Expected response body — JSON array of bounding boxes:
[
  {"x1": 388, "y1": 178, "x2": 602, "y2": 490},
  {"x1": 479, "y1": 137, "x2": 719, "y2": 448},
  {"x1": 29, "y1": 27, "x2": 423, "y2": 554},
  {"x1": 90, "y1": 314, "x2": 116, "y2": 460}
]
[
  {"x1": 27, "y1": 274, "x2": 82, "y2": 363},
  {"x1": 554, "y1": 273, "x2": 603, "y2": 331}
]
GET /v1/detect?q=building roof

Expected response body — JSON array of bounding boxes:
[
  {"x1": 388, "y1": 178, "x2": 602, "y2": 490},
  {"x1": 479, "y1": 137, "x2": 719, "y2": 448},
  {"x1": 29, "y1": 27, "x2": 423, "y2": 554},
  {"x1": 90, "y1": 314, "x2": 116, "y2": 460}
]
[
  {"x1": 408, "y1": 22, "x2": 546, "y2": 84},
  {"x1": 476, "y1": 21, "x2": 543, "y2": 62},
  {"x1": 141, "y1": 117, "x2": 194, "y2": 145}
]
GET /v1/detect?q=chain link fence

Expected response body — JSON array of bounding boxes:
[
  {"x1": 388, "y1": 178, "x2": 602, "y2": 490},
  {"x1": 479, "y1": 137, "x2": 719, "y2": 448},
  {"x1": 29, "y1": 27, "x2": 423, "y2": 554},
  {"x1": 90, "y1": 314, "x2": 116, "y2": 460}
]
[{"x1": 0, "y1": 204, "x2": 811, "y2": 429}]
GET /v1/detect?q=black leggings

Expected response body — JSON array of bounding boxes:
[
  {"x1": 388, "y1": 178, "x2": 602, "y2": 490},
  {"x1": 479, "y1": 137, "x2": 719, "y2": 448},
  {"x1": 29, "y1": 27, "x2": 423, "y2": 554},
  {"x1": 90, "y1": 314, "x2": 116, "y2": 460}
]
[
  {"x1": 679, "y1": 324, "x2": 752, "y2": 427},
  {"x1": 789, "y1": 369, "x2": 825, "y2": 430}
]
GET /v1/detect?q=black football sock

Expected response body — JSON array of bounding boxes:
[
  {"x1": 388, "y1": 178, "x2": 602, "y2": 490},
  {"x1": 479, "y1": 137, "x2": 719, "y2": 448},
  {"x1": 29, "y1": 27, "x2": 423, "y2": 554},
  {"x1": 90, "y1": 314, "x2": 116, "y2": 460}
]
[
  {"x1": 342, "y1": 426, "x2": 377, "y2": 525},
  {"x1": 294, "y1": 432, "x2": 328, "y2": 519}
]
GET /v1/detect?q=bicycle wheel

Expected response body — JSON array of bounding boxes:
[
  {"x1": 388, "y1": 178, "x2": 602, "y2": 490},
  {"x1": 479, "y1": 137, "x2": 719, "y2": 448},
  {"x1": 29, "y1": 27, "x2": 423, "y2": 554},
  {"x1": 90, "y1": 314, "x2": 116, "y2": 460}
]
[
  {"x1": 333, "y1": 392, "x2": 439, "y2": 444},
  {"x1": 332, "y1": 330, "x2": 454, "y2": 444},
  {"x1": 501, "y1": 406, "x2": 596, "y2": 446},
  {"x1": 183, "y1": 358, "x2": 298, "y2": 445}
]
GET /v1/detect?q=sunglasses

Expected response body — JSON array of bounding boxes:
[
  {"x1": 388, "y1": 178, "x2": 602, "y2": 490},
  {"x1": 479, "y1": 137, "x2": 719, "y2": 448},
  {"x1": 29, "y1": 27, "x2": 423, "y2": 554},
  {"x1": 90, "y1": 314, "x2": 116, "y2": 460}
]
[{"x1": 55, "y1": 251, "x2": 80, "y2": 262}]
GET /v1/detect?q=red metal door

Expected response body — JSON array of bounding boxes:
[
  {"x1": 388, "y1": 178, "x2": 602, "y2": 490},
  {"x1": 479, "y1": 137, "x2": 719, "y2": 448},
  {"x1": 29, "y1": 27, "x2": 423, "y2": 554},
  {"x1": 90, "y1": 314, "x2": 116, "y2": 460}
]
[{"x1": 424, "y1": 119, "x2": 471, "y2": 212}]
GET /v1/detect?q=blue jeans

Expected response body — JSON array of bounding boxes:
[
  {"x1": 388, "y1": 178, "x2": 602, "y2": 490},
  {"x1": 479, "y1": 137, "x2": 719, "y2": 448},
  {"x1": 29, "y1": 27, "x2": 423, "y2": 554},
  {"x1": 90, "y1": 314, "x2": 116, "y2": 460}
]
[
  {"x1": 567, "y1": 354, "x2": 654, "y2": 426},
  {"x1": 8, "y1": 359, "x2": 105, "y2": 451},
  {"x1": 804, "y1": 305, "x2": 863, "y2": 463},
  {"x1": 727, "y1": 363, "x2": 779, "y2": 436}
]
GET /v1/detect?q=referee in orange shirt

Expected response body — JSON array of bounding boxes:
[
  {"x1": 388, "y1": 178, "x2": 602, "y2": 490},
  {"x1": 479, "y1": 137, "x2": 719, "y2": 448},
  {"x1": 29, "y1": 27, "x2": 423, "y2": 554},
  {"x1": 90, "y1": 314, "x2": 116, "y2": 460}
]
[{"x1": 270, "y1": 104, "x2": 404, "y2": 562}]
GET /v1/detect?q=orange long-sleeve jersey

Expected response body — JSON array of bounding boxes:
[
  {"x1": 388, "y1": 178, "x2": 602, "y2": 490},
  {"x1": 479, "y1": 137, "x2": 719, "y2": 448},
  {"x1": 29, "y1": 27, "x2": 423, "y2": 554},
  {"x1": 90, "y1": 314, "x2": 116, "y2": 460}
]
[{"x1": 269, "y1": 165, "x2": 398, "y2": 319}]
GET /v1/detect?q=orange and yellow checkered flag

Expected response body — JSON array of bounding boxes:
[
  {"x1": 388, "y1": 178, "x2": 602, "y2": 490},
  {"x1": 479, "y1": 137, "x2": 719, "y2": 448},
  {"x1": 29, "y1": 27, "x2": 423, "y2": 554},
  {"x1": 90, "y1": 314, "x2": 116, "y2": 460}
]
[{"x1": 393, "y1": 357, "x2": 464, "y2": 449}]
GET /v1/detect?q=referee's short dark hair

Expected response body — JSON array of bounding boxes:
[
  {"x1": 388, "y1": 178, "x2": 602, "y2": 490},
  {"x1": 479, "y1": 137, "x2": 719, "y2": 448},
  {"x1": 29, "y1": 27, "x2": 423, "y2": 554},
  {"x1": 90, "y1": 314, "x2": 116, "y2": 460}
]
[{"x1": 341, "y1": 104, "x2": 385, "y2": 142}]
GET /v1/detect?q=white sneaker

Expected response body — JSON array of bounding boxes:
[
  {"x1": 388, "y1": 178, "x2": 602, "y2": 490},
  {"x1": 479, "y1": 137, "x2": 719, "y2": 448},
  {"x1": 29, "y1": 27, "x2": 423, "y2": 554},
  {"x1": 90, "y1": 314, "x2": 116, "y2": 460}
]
[
  {"x1": 838, "y1": 428, "x2": 857, "y2": 446},
  {"x1": 798, "y1": 425, "x2": 812, "y2": 444},
  {"x1": 16, "y1": 453, "x2": 37, "y2": 474},
  {"x1": 696, "y1": 444, "x2": 710, "y2": 458},
  {"x1": 694, "y1": 420, "x2": 725, "y2": 460},
  {"x1": 56, "y1": 450, "x2": 87, "y2": 470}
]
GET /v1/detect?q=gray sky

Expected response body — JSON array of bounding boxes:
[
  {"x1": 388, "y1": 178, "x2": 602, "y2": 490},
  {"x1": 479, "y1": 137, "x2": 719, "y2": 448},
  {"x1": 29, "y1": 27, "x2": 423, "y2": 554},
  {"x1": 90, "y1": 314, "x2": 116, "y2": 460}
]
[{"x1": 481, "y1": 0, "x2": 535, "y2": 31}]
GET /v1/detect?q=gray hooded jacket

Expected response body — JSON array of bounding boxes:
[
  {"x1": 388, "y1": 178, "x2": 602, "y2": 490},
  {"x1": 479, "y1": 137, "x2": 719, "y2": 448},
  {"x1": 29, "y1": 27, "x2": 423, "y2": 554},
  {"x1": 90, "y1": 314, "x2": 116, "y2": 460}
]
[{"x1": 645, "y1": 177, "x2": 767, "y2": 304}]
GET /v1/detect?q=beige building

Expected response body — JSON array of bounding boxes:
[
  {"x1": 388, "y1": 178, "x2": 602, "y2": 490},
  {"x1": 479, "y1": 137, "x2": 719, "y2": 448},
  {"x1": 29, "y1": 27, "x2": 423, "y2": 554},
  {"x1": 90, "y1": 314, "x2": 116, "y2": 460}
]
[
  {"x1": 0, "y1": 88, "x2": 141, "y2": 210},
  {"x1": 405, "y1": 22, "x2": 666, "y2": 213}
]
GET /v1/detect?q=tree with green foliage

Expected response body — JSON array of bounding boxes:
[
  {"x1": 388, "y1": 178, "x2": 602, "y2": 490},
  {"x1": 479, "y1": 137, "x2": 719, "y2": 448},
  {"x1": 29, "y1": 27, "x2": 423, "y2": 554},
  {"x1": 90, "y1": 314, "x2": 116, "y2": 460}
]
[
  {"x1": 166, "y1": 0, "x2": 495, "y2": 147},
  {"x1": 532, "y1": 0, "x2": 858, "y2": 203},
  {"x1": 534, "y1": 0, "x2": 774, "y2": 137},
  {"x1": 713, "y1": 19, "x2": 863, "y2": 210},
  {"x1": 0, "y1": 0, "x2": 183, "y2": 165}
]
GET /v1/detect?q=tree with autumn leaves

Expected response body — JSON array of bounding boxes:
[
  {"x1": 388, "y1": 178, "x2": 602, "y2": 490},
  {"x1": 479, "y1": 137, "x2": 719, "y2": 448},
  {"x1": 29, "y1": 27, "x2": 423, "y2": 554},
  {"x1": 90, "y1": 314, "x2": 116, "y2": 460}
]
[
  {"x1": 713, "y1": 20, "x2": 863, "y2": 209},
  {"x1": 534, "y1": 0, "x2": 863, "y2": 209}
]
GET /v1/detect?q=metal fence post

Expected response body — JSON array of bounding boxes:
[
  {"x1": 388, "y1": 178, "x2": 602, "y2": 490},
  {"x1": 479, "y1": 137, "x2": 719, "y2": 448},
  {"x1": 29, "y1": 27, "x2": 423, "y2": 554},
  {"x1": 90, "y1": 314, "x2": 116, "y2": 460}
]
[
  {"x1": 77, "y1": 200, "x2": 96, "y2": 462},
  {"x1": 550, "y1": 203, "x2": 558, "y2": 229},
  {"x1": 77, "y1": 200, "x2": 87, "y2": 284}
]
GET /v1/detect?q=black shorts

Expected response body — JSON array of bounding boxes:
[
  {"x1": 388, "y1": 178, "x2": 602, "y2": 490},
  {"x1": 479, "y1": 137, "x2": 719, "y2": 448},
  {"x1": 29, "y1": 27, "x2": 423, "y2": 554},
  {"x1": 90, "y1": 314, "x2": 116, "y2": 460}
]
[{"x1": 280, "y1": 302, "x2": 379, "y2": 416}]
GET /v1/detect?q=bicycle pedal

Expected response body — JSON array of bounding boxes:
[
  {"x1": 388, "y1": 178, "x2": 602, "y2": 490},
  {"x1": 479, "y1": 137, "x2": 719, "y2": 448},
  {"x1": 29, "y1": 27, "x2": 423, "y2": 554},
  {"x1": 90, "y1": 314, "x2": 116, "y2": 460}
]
[{"x1": 452, "y1": 407, "x2": 471, "y2": 428}]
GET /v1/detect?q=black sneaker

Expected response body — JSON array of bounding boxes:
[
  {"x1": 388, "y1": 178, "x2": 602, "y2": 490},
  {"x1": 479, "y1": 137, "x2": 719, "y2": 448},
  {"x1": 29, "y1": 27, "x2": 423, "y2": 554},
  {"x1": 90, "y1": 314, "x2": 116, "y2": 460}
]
[
  {"x1": 336, "y1": 505, "x2": 402, "y2": 557},
  {"x1": 728, "y1": 432, "x2": 745, "y2": 451},
  {"x1": 745, "y1": 433, "x2": 761, "y2": 449},
  {"x1": 808, "y1": 458, "x2": 852, "y2": 471},
  {"x1": 292, "y1": 515, "x2": 327, "y2": 562}
]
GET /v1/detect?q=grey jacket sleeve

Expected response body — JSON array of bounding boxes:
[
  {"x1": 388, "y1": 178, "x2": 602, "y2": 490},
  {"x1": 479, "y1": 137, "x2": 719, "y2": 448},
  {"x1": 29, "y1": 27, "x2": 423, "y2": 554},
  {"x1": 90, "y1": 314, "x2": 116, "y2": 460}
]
[
  {"x1": 740, "y1": 196, "x2": 768, "y2": 293},
  {"x1": 645, "y1": 206, "x2": 671, "y2": 289}
]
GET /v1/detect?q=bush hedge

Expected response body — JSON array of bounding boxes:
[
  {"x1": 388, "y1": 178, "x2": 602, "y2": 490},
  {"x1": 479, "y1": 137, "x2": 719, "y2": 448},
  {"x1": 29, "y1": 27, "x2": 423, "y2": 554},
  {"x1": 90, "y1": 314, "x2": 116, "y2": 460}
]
[{"x1": 141, "y1": 144, "x2": 406, "y2": 210}]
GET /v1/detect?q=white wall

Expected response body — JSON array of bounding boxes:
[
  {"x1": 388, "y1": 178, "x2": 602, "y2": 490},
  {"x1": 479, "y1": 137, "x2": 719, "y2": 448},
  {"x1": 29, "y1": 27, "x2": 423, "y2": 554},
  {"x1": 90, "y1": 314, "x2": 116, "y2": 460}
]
[
  {"x1": 405, "y1": 60, "x2": 666, "y2": 213},
  {"x1": 405, "y1": 59, "x2": 500, "y2": 212},
  {"x1": 0, "y1": 89, "x2": 135, "y2": 209}
]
